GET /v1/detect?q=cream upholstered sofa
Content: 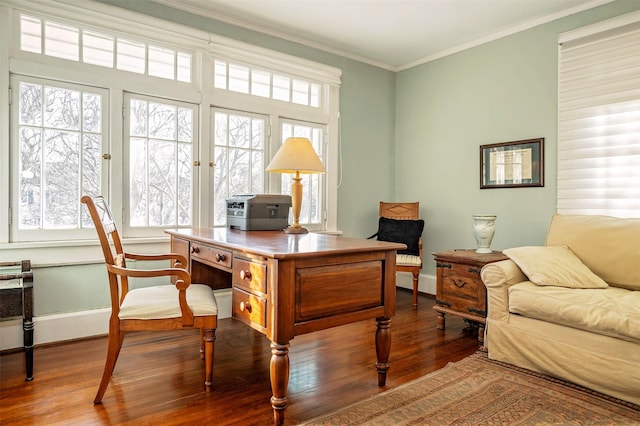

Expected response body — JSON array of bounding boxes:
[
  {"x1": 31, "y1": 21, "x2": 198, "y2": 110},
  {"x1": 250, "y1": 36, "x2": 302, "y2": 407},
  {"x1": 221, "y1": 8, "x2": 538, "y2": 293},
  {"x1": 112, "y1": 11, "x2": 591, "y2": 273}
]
[{"x1": 480, "y1": 213, "x2": 640, "y2": 405}]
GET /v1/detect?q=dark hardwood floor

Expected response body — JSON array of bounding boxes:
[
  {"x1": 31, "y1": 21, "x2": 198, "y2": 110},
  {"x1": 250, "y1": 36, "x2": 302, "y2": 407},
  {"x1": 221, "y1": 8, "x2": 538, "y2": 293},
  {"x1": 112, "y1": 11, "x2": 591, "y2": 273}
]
[{"x1": 0, "y1": 289, "x2": 480, "y2": 425}]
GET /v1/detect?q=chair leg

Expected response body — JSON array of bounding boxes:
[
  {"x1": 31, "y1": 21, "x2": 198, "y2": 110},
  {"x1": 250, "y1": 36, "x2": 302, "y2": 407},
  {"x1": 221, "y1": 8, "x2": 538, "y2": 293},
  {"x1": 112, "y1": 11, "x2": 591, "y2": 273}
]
[
  {"x1": 412, "y1": 271, "x2": 419, "y2": 310},
  {"x1": 200, "y1": 328, "x2": 205, "y2": 360},
  {"x1": 94, "y1": 330, "x2": 125, "y2": 404},
  {"x1": 202, "y1": 327, "x2": 216, "y2": 391}
]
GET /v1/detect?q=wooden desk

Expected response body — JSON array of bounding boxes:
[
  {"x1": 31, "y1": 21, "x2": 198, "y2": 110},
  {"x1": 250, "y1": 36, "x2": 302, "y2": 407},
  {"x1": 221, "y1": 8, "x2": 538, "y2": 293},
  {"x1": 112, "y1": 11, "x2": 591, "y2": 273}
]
[
  {"x1": 165, "y1": 228, "x2": 403, "y2": 425},
  {"x1": 0, "y1": 260, "x2": 34, "y2": 381}
]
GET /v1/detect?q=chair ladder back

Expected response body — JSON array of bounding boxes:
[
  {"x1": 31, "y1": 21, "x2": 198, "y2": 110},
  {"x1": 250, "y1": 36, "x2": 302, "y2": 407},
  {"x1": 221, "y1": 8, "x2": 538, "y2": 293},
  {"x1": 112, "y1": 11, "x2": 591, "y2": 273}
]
[
  {"x1": 379, "y1": 202, "x2": 420, "y2": 221},
  {"x1": 81, "y1": 195, "x2": 125, "y2": 266},
  {"x1": 379, "y1": 201, "x2": 422, "y2": 309},
  {"x1": 82, "y1": 195, "x2": 130, "y2": 306}
]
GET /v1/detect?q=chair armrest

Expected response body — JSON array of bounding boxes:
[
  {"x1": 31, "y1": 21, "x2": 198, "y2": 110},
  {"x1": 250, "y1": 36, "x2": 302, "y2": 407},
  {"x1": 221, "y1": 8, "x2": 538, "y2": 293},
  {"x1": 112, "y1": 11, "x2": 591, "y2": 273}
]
[
  {"x1": 107, "y1": 264, "x2": 191, "y2": 283},
  {"x1": 124, "y1": 252, "x2": 188, "y2": 269},
  {"x1": 480, "y1": 259, "x2": 527, "y2": 323},
  {"x1": 107, "y1": 264, "x2": 194, "y2": 325}
]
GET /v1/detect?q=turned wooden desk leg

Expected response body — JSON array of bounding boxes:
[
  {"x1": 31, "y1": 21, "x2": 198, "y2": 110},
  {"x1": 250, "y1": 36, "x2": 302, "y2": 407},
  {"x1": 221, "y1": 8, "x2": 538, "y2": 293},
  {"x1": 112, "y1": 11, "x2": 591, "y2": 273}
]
[
  {"x1": 270, "y1": 342, "x2": 290, "y2": 425},
  {"x1": 436, "y1": 311, "x2": 445, "y2": 330},
  {"x1": 375, "y1": 317, "x2": 391, "y2": 386}
]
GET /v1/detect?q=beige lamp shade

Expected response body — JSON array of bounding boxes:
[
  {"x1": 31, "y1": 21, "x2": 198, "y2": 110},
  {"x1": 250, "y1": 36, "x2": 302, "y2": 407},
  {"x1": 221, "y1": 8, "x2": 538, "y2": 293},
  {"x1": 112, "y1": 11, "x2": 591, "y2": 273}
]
[{"x1": 266, "y1": 137, "x2": 326, "y2": 174}]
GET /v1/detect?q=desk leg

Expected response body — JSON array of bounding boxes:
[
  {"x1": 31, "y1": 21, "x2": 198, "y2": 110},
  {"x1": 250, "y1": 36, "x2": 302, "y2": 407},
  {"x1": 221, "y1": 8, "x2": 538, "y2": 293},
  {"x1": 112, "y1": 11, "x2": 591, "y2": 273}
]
[
  {"x1": 375, "y1": 317, "x2": 391, "y2": 386},
  {"x1": 270, "y1": 342, "x2": 290, "y2": 425}
]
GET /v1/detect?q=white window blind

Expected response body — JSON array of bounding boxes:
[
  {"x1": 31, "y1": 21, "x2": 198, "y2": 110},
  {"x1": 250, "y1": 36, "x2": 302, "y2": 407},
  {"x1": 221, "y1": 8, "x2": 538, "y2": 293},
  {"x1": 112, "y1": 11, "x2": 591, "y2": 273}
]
[{"x1": 557, "y1": 19, "x2": 640, "y2": 218}]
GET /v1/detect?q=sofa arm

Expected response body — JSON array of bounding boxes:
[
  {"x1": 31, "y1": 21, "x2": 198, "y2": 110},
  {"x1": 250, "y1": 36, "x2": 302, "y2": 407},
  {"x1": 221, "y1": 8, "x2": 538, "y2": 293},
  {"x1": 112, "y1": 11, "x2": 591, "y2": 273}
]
[{"x1": 481, "y1": 259, "x2": 527, "y2": 323}]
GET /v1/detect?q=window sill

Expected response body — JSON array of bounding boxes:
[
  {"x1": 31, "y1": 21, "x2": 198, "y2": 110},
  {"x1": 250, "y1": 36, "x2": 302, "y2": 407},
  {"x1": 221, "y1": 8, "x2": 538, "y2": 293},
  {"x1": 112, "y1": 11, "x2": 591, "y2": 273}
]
[{"x1": 0, "y1": 236, "x2": 171, "y2": 267}]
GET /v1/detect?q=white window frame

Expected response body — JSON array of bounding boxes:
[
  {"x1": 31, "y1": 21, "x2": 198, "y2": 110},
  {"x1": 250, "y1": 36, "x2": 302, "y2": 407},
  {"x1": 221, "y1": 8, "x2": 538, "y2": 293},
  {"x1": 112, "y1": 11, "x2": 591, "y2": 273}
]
[
  {"x1": 123, "y1": 93, "x2": 200, "y2": 238},
  {"x1": 0, "y1": 0, "x2": 341, "y2": 265},
  {"x1": 209, "y1": 37, "x2": 341, "y2": 233},
  {"x1": 210, "y1": 107, "x2": 269, "y2": 227},
  {"x1": 9, "y1": 74, "x2": 110, "y2": 242},
  {"x1": 272, "y1": 118, "x2": 328, "y2": 232}
]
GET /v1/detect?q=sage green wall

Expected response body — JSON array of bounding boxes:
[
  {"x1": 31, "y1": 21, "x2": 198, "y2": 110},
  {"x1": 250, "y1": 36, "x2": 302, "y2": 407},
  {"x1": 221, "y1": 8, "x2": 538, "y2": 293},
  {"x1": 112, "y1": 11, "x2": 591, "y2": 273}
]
[
  {"x1": 395, "y1": 0, "x2": 640, "y2": 277},
  {"x1": 28, "y1": 0, "x2": 396, "y2": 316},
  {"x1": 26, "y1": 0, "x2": 640, "y2": 316}
]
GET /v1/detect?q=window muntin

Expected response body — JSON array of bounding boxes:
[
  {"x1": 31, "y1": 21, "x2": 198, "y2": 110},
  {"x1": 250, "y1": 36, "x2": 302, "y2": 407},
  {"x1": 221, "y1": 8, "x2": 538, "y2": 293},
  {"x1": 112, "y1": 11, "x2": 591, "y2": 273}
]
[
  {"x1": 126, "y1": 95, "x2": 197, "y2": 233},
  {"x1": 12, "y1": 76, "x2": 108, "y2": 241},
  {"x1": 214, "y1": 60, "x2": 322, "y2": 108},
  {"x1": 20, "y1": 14, "x2": 192, "y2": 83},
  {"x1": 5, "y1": 5, "x2": 340, "y2": 249},
  {"x1": 211, "y1": 109, "x2": 267, "y2": 226}
]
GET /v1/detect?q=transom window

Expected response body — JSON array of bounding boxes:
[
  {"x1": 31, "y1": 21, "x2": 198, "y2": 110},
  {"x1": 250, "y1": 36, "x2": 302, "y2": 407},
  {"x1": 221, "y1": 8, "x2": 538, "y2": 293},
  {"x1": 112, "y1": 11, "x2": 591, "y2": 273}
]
[
  {"x1": 20, "y1": 14, "x2": 192, "y2": 83},
  {"x1": 214, "y1": 60, "x2": 321, "y2": 107}
]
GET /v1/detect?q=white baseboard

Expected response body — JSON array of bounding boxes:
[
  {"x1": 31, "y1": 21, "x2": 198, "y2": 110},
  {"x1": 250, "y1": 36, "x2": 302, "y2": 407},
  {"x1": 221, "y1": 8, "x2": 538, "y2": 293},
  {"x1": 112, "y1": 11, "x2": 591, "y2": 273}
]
[
  {"x1": 396, "y1": 272, "x2": 436, "y2": 296},
  {"x1": 0, "y1": 289, "x2": 232, "y2": 352},
  {"x1": 1, "y1": 275, "x2": 429, "y2": 352}
]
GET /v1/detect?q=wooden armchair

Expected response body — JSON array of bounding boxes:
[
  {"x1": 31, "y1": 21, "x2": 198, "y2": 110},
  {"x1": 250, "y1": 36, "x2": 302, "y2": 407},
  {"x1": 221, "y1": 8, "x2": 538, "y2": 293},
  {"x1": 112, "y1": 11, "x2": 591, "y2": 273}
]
[
  {"x1": 81, "y1": 195, "x2": 218, "y2": 404},
  {"x1": 379, "y1": 202, "x2": 423, "y2": 309}
]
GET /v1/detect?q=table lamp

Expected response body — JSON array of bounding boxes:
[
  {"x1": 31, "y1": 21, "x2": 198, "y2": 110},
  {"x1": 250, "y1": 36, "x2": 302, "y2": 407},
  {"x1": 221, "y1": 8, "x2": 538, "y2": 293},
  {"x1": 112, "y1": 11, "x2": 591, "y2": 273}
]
[{"x1": 266, "y1": 137, "x2": 325, "y2": 234}]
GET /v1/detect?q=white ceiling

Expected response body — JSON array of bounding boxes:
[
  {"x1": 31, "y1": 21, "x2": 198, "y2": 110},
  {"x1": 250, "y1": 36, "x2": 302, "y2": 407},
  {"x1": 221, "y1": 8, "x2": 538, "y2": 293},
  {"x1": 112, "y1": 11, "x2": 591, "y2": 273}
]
[{"x1": 153, "y1": 0, "x2": 612, "y2": 71}]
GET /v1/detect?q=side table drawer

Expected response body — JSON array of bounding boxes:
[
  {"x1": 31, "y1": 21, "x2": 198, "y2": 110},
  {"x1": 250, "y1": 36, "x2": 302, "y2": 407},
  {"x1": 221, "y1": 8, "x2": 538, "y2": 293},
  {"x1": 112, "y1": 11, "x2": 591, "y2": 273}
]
[
  {"x1": 232, "y1": 288, "x2": 267, "y2": 329},
  {"x1": 440, "y1": 263, "x2": 483, "y2": 304}
]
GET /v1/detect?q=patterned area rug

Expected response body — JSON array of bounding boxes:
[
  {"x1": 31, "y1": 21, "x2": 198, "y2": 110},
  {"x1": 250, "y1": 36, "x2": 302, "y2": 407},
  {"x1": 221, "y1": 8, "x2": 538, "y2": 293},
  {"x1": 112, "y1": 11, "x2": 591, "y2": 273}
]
[{"x1": 299, "y1": 352, "x2": 640, "y2": 425}]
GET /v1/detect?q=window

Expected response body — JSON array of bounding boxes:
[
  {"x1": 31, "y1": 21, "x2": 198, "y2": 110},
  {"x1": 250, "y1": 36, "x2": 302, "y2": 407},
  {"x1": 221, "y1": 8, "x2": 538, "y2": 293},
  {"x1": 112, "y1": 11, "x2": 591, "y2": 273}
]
[
  {"x1": 125, "y1": 94, "x2": 198, "y2": 237},
  {"x1": 211, "y1": 109, "x2": 267, "y2": 226},
  {"x1": 11, "y1": 76, "x2": 109, "y2": 242},
  {"x1": 557, "y1": 16, "x2": 640, "y2": 218},
  {"x1": 214, "y1": 60, "x2": 322, "y2": 108},
  {"x1": 20, "y1": 14, "x2": 193, "y2": 83},
  {"x1": 278, "y1": 120, "x2": 326, "y2": 229},
  {"x1": 2, "y1": 2, "x2": 341, "y2": 259}
]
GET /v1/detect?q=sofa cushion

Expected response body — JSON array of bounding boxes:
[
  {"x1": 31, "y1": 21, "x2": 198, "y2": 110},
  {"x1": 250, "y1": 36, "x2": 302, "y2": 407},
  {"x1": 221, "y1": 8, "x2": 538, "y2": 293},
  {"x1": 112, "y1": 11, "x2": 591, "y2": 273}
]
[
  {"x1": 503, "y1": 245, "x2": 608, "y2": 289},
  {"x1": 508, "y1": 282, "x2": 640, "y2": 342},
  {"x1": 545, "y1": 214, "x2": 640, "y2": 291}
]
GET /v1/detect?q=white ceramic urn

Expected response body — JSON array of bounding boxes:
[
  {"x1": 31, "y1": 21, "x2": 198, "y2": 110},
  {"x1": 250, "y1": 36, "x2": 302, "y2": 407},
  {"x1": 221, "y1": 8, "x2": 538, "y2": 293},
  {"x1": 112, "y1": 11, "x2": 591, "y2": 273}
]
[{"x1": 472, "y1": 214, "x2": 497, "y2": 254}]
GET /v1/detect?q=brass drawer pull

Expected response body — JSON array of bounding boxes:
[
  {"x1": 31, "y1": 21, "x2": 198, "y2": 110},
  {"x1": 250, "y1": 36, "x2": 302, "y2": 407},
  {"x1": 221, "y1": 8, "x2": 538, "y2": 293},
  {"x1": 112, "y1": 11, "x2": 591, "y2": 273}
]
[
  {"x1": 239, "y1": 301, "x2": 252, "y2": 313},
  {"x1": 215, "y1": 253, "x2": 226, "y2": 262},
  {"x1": 436, "y1": 262, "x2": 452, "y2": 269},
  {"x1": 240, "y1": 270, "x2": 252, "y2": 281}
]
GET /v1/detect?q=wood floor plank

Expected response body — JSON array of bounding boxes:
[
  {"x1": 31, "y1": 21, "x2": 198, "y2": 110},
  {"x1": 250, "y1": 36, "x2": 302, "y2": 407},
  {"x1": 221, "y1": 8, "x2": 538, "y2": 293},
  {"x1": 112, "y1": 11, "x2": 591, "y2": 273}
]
[{"x1": 0, "y1": 289, "x2": 479, "y2": 425}]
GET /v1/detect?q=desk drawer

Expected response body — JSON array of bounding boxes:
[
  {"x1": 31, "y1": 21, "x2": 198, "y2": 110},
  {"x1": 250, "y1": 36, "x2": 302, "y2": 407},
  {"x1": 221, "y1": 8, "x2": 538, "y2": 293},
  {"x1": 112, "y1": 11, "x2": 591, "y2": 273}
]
[
  {"x1": 232, "y1": 288, "x2": 267, "y2": 328},
  {"x1": 191, "y1": 243, "x2": 232, "y2": 269},
  {"x1": 233, "y1": 258, "x2": 267, "y2": 294}
]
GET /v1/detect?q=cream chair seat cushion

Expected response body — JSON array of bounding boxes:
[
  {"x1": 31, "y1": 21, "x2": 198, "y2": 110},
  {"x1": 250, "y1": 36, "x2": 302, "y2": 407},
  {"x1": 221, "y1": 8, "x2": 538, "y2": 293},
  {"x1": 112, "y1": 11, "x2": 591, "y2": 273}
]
[
  {"x1": 397, "y1": 254, "x2": 421, "y2": 267},
  {"x1": 120, "y1": 284, "x2": 218, "y2": 320}
]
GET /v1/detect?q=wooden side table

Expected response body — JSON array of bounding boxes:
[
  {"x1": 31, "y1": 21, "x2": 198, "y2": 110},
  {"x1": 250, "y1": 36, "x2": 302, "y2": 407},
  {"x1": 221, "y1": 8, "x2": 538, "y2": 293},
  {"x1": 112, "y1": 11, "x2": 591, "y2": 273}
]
[
  {"x1": 433, "y1": 250, "x2": 507, "y2": 343},
  {"x1": 0, "y1": 260, "x2": 34, "y2": 381}
]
